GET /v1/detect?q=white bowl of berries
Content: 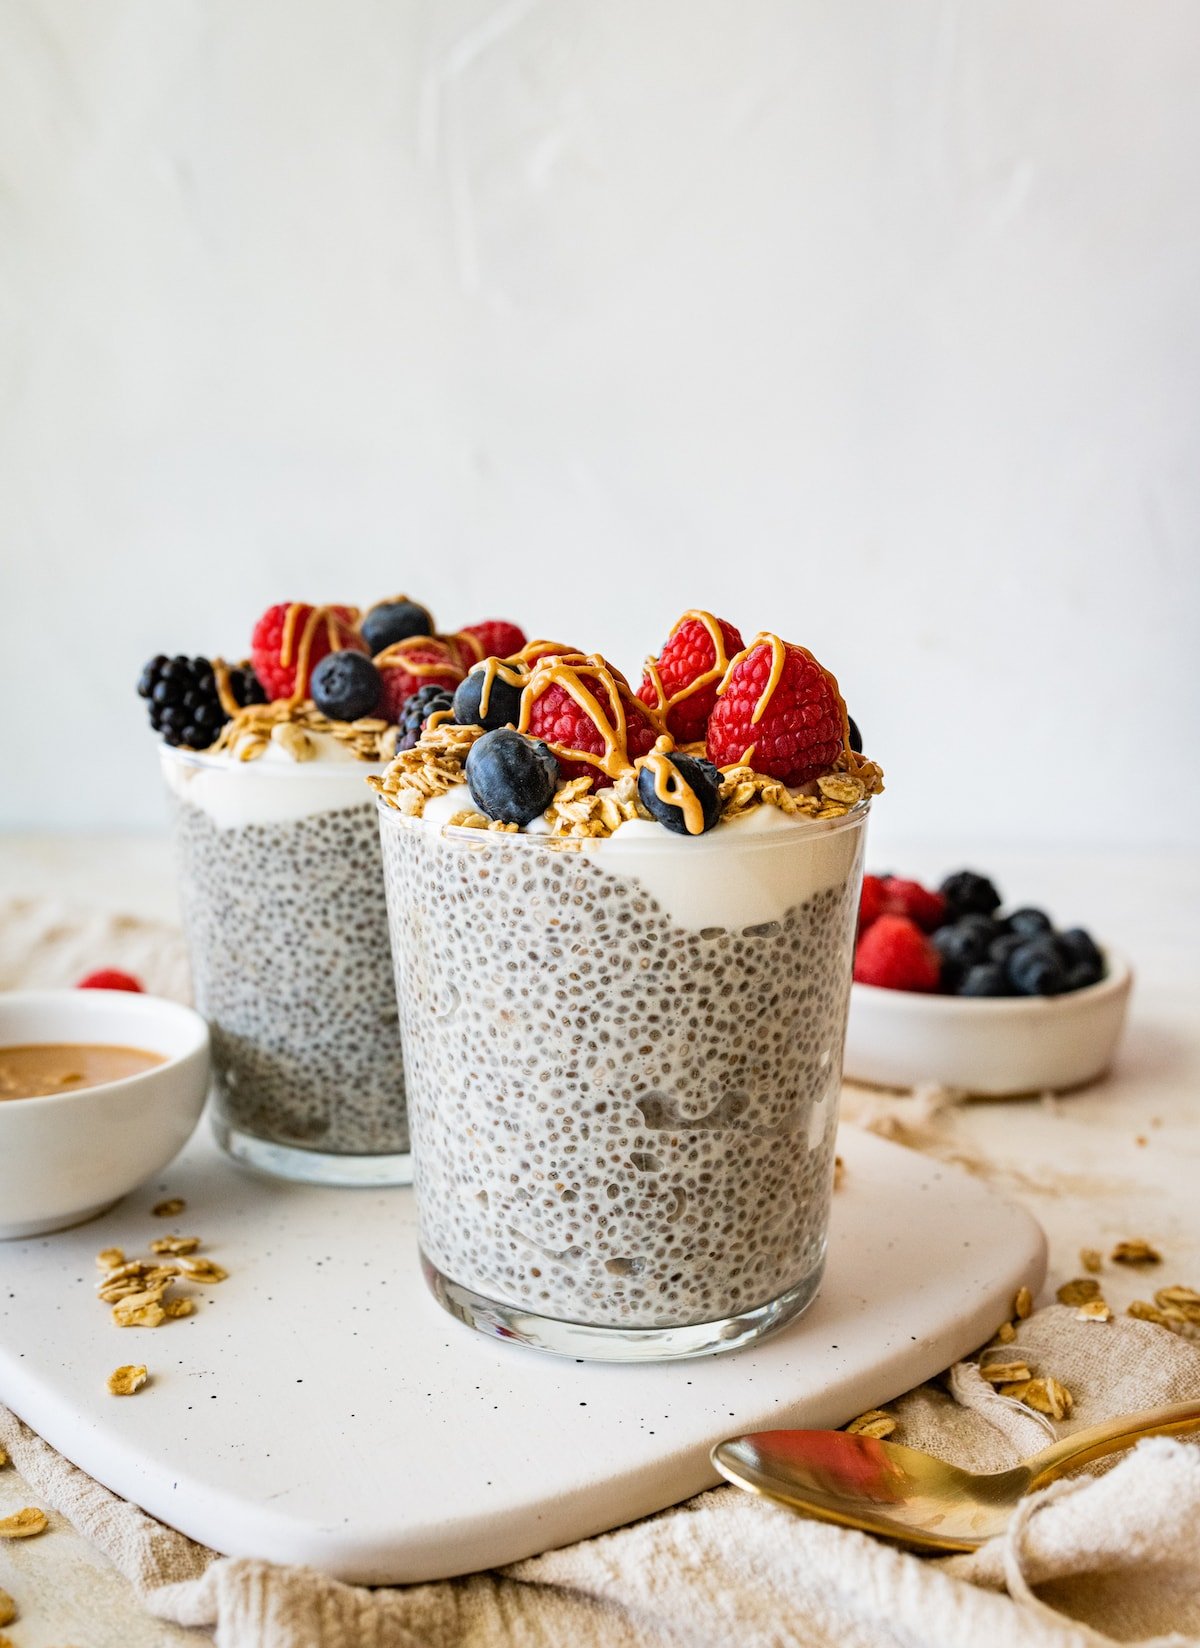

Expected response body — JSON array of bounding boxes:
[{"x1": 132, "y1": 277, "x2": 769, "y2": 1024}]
[{"x1": 843, "y1": 870, "x2": 1133, "y2": 1096}]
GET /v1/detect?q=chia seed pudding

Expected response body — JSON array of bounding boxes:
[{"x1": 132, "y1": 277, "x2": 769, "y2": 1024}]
[
  {"x1": 372, "y1": 617, "x2": 881, "y2": 1357},
  {"x1": 164, "y1": 745, "x2": 410, "y2": 1184},
  {"x1": 379, "y1": 808, "x2": 866, "y2": 1353}
]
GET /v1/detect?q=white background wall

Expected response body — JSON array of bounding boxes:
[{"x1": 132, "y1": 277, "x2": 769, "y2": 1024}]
[{"x1": 2, "y1": 0, "x2": 1198, "y2": 855}]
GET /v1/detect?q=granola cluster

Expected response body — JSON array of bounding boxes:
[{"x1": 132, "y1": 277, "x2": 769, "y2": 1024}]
[
  {"x1": 209, "y1": 698, "x2": 398, "y2": 765},
  {"x1": 368, "y1": 720, "x2": 486, "y2": 816},
  {"x1": 370, "y1": 720, "x2": 881, "y2": 841}
]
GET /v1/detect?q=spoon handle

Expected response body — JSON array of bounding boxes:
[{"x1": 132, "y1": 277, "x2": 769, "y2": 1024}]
[{"x1": 1024, "y1": 1399, "x2": 1200, "y2": 1489}]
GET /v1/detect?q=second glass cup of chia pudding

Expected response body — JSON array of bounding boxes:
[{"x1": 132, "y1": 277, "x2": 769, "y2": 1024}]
[
  {"x1": 375, "y1": 616, "x2": 882, "y2": 1358},
  {"x1": 139, "y1": 597, "x2": 530, "y2": 1186}
]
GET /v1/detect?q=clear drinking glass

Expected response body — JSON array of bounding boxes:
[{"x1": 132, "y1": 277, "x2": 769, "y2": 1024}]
[
  {"x1": 378, "y1": 800, "x2": 868, "y2": 1359},
  {"x1": 163, "y1": 746, "x2": 409, "y2": 1185}
]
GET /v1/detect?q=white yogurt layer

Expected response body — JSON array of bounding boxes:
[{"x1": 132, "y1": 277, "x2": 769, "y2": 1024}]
[
  {"x1": 161, "y1": 740, "x2": 380, "y2": 829},
  {"x1": 415, "y1": 781, "x2": 866, "y2": 931}
]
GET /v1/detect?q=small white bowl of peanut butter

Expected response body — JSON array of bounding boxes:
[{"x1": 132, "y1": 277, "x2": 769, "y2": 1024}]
[{"x1": 0, "y1": 990, "x2": 210, "y2": 1239}]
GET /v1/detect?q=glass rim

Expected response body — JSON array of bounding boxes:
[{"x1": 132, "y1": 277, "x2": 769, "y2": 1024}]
[
  {"x1": 375, "y1": 790, "x2": 869, "y2": 851},
  {"x1": 159, "y1": 741, "x2": 385, "y2": 779}
]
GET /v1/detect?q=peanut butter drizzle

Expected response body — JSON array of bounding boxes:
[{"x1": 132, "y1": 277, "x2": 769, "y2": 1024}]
[
  {"x1": 636, "y1": 746, "x2": 706, "y2": 835},
  {"x1": 210, "y1": 658, "x2": 244, "y2": 719},
  {"x1": 518, "y1": 654, "x2": 656, "y2": 782},
  {"x1": 713, "y1": 631, "x2": 870, "y2": 778},
  {"x1": 374, "y1": 636, "x2": 463, "y2": 682},
  {"x1": 279, "y1": 604, "x2": 358, "y2": 705},
  {"x1": 641, "y1": 609, "x2": 736, "y2": 717},
  {"x1": 509, "y1": 638, "x2": 573, "y2": 668},
  {"x1": 467, "y1": 656, "x2": 527, "y2": 720}
]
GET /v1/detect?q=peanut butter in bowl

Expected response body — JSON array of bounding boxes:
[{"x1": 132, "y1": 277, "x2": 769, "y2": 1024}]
[
  {"x1": 0, "y1": 991, "x2": 209, "y2": 1239},
  {"x1": 0, "y1": 1043, "x2": 167, "y2": 1101}
]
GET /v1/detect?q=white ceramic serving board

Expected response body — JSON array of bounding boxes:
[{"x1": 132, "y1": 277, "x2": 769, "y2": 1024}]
[{"x1": 0, "y1": 1124, "x2": 1044, "y2": 1584}]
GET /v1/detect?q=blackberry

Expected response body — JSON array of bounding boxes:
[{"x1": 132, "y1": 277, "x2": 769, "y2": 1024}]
[
  {"x1": 466, "y1": 730, "x2": 560, "y2": 826},
  {"x1": 362, "y1": 598, "x2": 434, "y2": 655},
  {"x1": 396, "y1": 684, "x2": 455, "y2": 751},
  {"x1": 847, "y1": 715, "x2": 863, "y2": 754},
  {"x1": 637, "y1": 754, "x2": 722, "y2": 835},
  {"x1": 137, "y1": 654, "x2": 265, "y2": 749},
  {"x1": 939, "y1": 870, "x2": 1002, "y2": 918}
]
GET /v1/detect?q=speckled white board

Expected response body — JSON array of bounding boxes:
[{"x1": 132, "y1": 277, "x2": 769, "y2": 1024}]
[{"x1": 0, "y1": 1124, "x2": 1044, "y2": 1584}]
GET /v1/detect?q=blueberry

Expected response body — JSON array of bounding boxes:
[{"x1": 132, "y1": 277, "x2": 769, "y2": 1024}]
[
  {"x1": 1063, "y1": 960, "x2": 1103, "y2": 992},
  {"x1": 939, "y1": 870, "x2": 1002, "y2": 917},
  {"x1": 637, "y1": 754, "x2": 722, "y2": 835},
  {"x1": 310, "y1": 650, "x2": 381, "y2": 721},
  {"x1": 1058, "y1": 928, "x2": 1103, "y2": 972},
  {"x1": 361, "y1": 599, "x2": 434, "y2": 655},
  {"x1": 847, "y1": 715, "x2": 863, "y2": 754},
  {"x1": 932, "y1": 916, "x2": 998, "y2": 970},
  {"x1": 989, "y1": 932, "x2": 1025, "y2": 969},
  {"x1": 465, "y1": 730, "x2": 560, "y2": 826},
  {"x1": 453, "y1": 668, "x2": 523, "y2": 732},
  {"x1": 1008, "y1": 938, "x2": 1066, "y2": 997},
  {"x1": 396, "y1": 685, "x2": 455, "y2": 751},
  {"x1": 958, "y1": 963, "x2": 1010, "y2": 997},
  {"x1": 1006, "y1": 907, "x2": 1053, "y2": 939}
]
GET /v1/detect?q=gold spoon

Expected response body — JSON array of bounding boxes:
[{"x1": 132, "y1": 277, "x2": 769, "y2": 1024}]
[{"x1": 711, "y1": 1400, "x2": 1200, "y2": 1552}]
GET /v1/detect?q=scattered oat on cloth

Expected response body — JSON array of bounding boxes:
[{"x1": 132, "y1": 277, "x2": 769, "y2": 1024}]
[{"x1": 3, "y1": 901, "x2": 1200, "y2": 1648}]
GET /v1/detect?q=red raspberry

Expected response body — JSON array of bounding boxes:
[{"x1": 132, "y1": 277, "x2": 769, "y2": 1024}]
[
  {"x1": 442, "y1": 632, "x2": 483, "y2": 673},
  {"x1": 77, "y1": 968, "x2": 144, "y2": 992},
  {"x1": 514, "y1": 638, "x2": 577, "y2": 668},
  {"x1": 250, "y1": 604, "x2": 364, "y2": 702},
  {"x1": 639, "y1": 613, "x2": 744, "y2": 742},
  {"x1": 858, "y1": 874, "x2": 888, "y2": 935},
  {"x1": 706, "y1": 636, "x2": 844, "y2": 785},
  {"x1": 376, "y1": 637, "x2": 465, "y2": 722},
  {"x1": 854, "y1": 915, "x2": 941, "y2": 992},
  {"x1": 524, "y1": 659, "x2": 661, "y2": 787},
  {"x1": 458, "y1": 620, "x2": 528, "y2": 661},
  {"x1": 883, "y1": 877, "x2": 947, "y2": 933}
]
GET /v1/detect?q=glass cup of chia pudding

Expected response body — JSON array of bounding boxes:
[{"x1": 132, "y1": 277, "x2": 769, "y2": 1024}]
[
  {"x1": 141, "y1": 600, "x2": 532, "y2": 1185},
  {"x1": 374, "y1": 621, "x2": 881, "y2": 1359},
  {"x1": 162, "y1": 733, "x2": 410, "y2": 1185}
]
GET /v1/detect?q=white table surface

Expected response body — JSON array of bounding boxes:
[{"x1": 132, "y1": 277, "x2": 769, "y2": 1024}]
[{"x1": 2, "y1": 835, "x2": 1199, "y2": 1647}]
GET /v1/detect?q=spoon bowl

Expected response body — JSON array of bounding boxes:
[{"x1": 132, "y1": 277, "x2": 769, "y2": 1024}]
[{"x1": 712, "y1": 1399, "x2": 1200, "y2": 1552}]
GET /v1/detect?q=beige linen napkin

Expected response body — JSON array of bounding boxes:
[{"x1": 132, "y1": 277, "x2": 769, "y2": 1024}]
[{"x1": 2, "y1": 898, "x2": 1199, "y2": 1648}]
